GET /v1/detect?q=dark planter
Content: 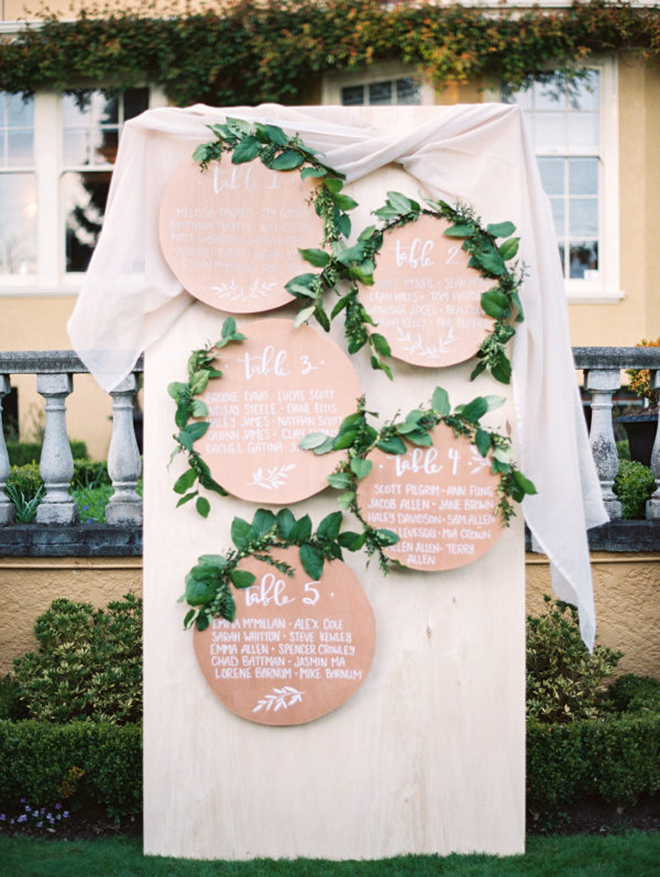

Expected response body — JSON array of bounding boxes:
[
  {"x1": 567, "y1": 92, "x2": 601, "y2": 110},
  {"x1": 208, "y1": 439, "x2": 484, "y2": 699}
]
[{"x1": 615, "y1": 412, "x2": 658, "y2": 467}]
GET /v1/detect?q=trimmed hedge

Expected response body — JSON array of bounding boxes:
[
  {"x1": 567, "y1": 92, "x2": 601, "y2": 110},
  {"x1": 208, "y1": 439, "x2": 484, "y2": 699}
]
[
  {"x1": 0, "y1": 720, "x2": 141, "y2": 815},
  {"x1": 527, "y1": 713, "x2": 660, "y2": 818},
  {"x1": 7, "y1": 440, "x2": 88, "y2": 467}
]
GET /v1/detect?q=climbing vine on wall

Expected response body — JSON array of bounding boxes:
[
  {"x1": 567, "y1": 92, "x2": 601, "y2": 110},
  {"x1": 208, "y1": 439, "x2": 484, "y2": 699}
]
[{"x1": 1, "y1": 1, "x2": 659, "y2": 104}]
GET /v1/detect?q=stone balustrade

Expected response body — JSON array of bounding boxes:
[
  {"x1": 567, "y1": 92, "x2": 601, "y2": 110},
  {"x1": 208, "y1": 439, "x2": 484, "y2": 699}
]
[
  {"x1": 0, "y1": 351, "x2": 143, "y2": 541},
  {"x1": 0, "y1": 347, "x2": 660, "y2": 556},
  {"x1": 574, "y1": 347, "x2": 660, "y2": 522}
]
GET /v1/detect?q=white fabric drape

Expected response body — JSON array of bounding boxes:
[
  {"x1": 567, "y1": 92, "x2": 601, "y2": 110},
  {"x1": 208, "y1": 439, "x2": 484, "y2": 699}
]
[{"x1": 68, "y1": 103, "x2": 608, "y2": 648}]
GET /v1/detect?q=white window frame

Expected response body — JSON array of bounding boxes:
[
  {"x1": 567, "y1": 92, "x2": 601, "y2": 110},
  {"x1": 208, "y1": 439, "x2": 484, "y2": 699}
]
[
  {"x1": 0, "y1": 83, "x2": 167, "y2": 297},
  {"x1": 322, "y1": 61, "x2": 435, "y2": 107},
  {"x1": 489, "y1": 56, "x2": 621, "y2": 304}
]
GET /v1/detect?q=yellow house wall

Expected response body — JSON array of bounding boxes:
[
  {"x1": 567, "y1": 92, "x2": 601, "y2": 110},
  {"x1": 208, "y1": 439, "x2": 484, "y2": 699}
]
[
  {"x1": 1, "y1": 555, "x2": 658, "y2": 679},
  {"x1": 1, "y1": 296, "x2": 114, "y2": 460},
  {"x1": 0, "y1": 556, "x2": 142, "y2": 674}
]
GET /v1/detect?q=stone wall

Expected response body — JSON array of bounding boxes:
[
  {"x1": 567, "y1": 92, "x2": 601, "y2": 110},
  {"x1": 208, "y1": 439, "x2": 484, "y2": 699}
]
[{"x1": 1, "y1": 550, "x2": 658, "y2": 679}]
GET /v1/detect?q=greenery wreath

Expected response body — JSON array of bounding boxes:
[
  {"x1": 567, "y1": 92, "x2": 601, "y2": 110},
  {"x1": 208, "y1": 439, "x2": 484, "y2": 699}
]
[
  {"x1": 299, "y1": 387, "x2": 536, "y2": 571},
  {"x1": 194, "y1": 121, "x2": 524, "y2": 384},
  {"x1": 288, "y1": 192, "x2": 525, "y2": 384},
  {"x1": 168, "y1": 316, "x2": 245, "y2": 517},
  {"x1": 181, "y1": 506, "x2": 365, "y2": 631}
]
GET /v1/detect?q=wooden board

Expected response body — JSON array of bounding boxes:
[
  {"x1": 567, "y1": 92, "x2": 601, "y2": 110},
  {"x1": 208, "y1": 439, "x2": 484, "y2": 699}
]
[{"x1": 143, "y1": 106, "x2": 525, "y2": 861}]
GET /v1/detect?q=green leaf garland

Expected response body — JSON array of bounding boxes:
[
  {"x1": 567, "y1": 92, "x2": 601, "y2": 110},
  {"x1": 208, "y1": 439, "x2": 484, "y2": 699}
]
[
  {"x1": 300, "y1": 390, "x2": 536, "y2": 572},
  {"x1": 180, "y1": 506, "x2": 365, "y2": 631},
  {"x1": 168, "y1": 316, "x2": 245, "y2": 515}
]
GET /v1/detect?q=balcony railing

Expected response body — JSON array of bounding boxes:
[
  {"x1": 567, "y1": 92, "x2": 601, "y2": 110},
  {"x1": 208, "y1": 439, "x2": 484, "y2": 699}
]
[{"x1": 1, "y1": 347, "x2": 660, "y2": 555}]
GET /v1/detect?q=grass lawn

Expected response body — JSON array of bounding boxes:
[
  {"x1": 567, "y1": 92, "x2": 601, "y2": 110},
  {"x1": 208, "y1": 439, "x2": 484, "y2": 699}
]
[{"x1": 1, "y1": 832, "x2": 660, "y2": 876}]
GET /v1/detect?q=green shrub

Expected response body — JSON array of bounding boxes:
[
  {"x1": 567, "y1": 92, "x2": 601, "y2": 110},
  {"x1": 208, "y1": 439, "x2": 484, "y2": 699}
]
[
  {"x1": 0, "y1": 675, "x2": 27, "y2": 721},
  {"x1": 71, "y1": 459, "x2": 110, "y2": 489},
  {"x1": 12, "y1": 594, "x2": 142, "y2": 725},
  {"x1": 71, "y1": 484, "x2": 114, "y2": 522},
  {"x1": 608, "y1": 673, "x2": 660, "y2": 714},
  {"x1": 526, "y1": 596, "x2": 622, "y2": 723},
  {"x1": 0, "y1": 720, "x2": 141, "y2": 815},
  {"x1": 6, "y1": 440, "x2": 88, "y2": 467},
  {"x1": 527, "y1": 712, "x2": 660, "y2": 820},
  {"x1": 613, "y1": 459, "x2": 657, "y2": 519},
  {"x1": 4, "y1": 463, "x2": 45, "y2": 522}
]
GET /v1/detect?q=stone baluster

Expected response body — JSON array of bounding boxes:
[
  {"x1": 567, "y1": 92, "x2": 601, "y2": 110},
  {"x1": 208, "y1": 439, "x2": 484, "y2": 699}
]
[
  {"x1": 36, "y1": 373, "x2": 78, "y2": 525},
  {"x1": 646, "y1": 370, "x2": 660, "y2": 519},
  {"x1": 106, "y1": 373, "x2": 142, "y2": 525},
  {"x1": 583, "y1": 368, "x2": 622, "y2": 520},
  {"x1": 0, "y1": 375, "x2": 15, "y2": 526}
]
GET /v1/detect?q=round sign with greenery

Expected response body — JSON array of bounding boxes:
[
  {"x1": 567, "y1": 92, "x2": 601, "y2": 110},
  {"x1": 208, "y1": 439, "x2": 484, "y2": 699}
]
[{"x1": 300, "y1": 387, "x2": 536, "y2": 571}]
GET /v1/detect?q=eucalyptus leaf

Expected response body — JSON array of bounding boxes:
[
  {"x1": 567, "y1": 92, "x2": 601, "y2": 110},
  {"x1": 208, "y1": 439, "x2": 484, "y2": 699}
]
[
  {"x1": 231, "y1": 516, "x2": 251, "y2": 549},
  {"x1": 264, "y1": 124, "x2": 288, "y2": 146},
  {"x1": 431, "y1": 386, "x2": 451, "y2": 416},
  {"x1": 480, "y1": 289, "x2": 511, "y2": 320},
  {"x1": 299, "y1": 247, "x2": 330, "y2": 268},
  {"x1": 371, "y1": 333, "x2": 391, "y2": 357},
  {"x1": 300, "y1": 543, "x2": 324, "y2": 580},
  {"x1": 350, "y1": 457, "x2": 373, "y2": 479},
  {"x1": 444, "y1": 223, "x2": 473, "y2": 237},
  {"x1": 376, "y1": 529, "x2": 400, "y2": 546},
  {"x1": 475, "y1": 429, "x2": 491, "y2": 457},
  {"x1": 276, "y1": 508, "x2": 296, "y2": 539},
  {"x1": 327, "y1": 471, "x2": 353, "y2": 489},
  {"x1": 386, "y1": 191, "x2": 413, "y2": 214},
  {"x1": 499, "y1": 237, "x2": 520, "y2": 261},
  {"x1": 299, "y1": 431, "x2": 331, "y2": 450},
  {"x1": 300, "y1": 166, "x2": 327, "y2": 179},
  {"x1": 317, "y1": 510, "x2": 343, "y2": 542},
  {"x1": 487, "y1": 221, "x2": 516, "y2": 238},
  {"x1": 376, "y1": 435, "x2": 407, "y2": 455},
  {"x1": 289, "y1": 514, "x2": 312, "y2": 544},
  {"x1": 294, "y1": 306, "x2": 315, "y2": 328},
  {"x1": 231, "y1": 136, "x2": 260, "y2": 164},
  {"x1": 271, "y1": 150, "x2": 305, "y2": 170},
  {"x1": 173, "y1": 468, "x2": 197, "y2": 494},
  {"x1": 196, "y1": 496, "x2": 210, "y2": 518},
  {"x1": 460, "y1": 397, "x2": 489, "y2": 423},
  {"x1": 250, "y1": 508, "x2": 277, "y2": 537},
  {"x1": 337, "y1": 531, "x2": 366, "y2": 551},
  {"x1": 230, "y1": 569, "x2": 256, "y2": 589}
]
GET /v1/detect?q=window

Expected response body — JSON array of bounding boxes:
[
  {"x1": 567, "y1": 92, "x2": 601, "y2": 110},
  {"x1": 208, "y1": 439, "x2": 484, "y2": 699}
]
[
  {"x1": 62, "y1": 88, "x2": 149, "y2": 273},
  {"x1": 502, "y1": 61, "x2": 621, "y2": 301},
  {"x1": 322, "y1": 62, "x2": 435, "y2": 108},
  {"x1": 0, "y1": 85, "x2": 162, "y2": 292},
  {"x1": 0, "y1": 93, "x2": 37, "y2": 276}
]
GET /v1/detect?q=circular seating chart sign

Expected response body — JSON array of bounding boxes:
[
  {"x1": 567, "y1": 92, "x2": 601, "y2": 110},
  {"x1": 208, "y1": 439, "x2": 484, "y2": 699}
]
[
  {"x1": 159, "y1": 158, "x2": 325, "y2": 313},
  {"x1": 193, "y1": 548, "x2": 376, "y2": 725},
  {"x1": 198, "y1": 318, "x2": 362, "y2": 504},
  {"x1": 356, "y1": 423, "x2": 505, "y2": 571},
  {"x1": 360, "y1": 215, "x2": 494, "y2": 367}
]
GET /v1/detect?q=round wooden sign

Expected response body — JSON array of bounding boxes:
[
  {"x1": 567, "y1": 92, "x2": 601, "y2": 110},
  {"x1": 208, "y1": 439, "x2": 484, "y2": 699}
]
[
  {"x1": 193, "y1": 548, "x2": 376, "y2": 725},
  {"x1": 361, "y1": 215, "x2": 494, "y2": 367},
  {"x1": 198, "y1": 318, "x2": 362, "y2": 504},
  {"x1": 356, "y1": 423, "x2": 504, "y2": 571},
  {"x1": 159, "y1": 158, "x2": 325, "y2": 313}
]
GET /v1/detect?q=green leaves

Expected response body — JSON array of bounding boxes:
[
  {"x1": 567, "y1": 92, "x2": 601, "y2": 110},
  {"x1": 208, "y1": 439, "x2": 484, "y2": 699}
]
[
  {"x1": 231, "y1": 135, "x2": 260, "y2": 164},
  {"x1": 271, "y1": 150, "x2": 305, "y2": 170}
]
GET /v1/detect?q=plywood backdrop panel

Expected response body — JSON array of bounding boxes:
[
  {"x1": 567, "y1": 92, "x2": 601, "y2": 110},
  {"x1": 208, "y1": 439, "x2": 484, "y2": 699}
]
[{"x1": 144, "y1": 107, "x2": 525, "y2": 860}]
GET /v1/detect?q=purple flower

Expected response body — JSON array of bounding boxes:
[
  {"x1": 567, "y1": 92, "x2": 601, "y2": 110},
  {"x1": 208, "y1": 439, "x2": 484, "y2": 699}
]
[
  {"x1": 63, "y1": 811, "x2": 69, "y2": 818},
  {"x1": 55, "y1": 803, "x2": 62, "y2": 810},
  {"x1": 17, "y1": 815, "x2": 26, "y2": 824},
  {"x1": 19, "y1": 798, "x2": 25, "y2": 804},
  {"x1": 24, "y1": 806, "x2": 31, "y2": 813},
  {"x1": 0, "y1": 814, "x2": 5, "y2": 821}
]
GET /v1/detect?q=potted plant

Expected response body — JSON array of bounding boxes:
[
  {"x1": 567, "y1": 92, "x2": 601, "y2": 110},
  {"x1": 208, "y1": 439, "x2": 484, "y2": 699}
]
[{"x1": 616, "y1": 338, "x2": 660, "y2": 466}]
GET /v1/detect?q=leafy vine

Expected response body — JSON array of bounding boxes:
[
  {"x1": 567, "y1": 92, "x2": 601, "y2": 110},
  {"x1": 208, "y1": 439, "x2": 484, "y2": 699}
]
[
  {"x1": 1, "y1": 2, "x2": 658, "y2": 105},
  {"x1": 168, "y1": 316, "x2": 245, "y2": 517},
  {"x1": 290, "y1": 192, "x2": 525, "y2": 384},
  {"x1": 181, "y1": 506, "x2": 364, "y2": 631},
  {"x1": 194, "y1": 117, "x2": 355, "y2": 250},
  {"x1": 300, "y1": 388, "x2": 536, "y2": 571}
]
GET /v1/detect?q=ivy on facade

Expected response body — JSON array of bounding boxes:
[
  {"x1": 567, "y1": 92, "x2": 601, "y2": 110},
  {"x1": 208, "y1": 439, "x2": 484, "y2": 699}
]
[{"x1": 0, "y1": 0, "x2": 658, "y2": 105}]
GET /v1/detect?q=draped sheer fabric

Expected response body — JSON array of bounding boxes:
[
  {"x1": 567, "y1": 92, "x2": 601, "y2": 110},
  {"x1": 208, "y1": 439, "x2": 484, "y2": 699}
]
[{"x1": 68, "y1": 103, "x2": 608, "y2": 647}]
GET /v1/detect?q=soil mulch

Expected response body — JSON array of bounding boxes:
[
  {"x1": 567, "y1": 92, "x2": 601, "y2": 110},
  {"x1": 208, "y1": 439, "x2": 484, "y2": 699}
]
[{"x1": 527, "y1": 794, "x2": 660, "y2": 836}]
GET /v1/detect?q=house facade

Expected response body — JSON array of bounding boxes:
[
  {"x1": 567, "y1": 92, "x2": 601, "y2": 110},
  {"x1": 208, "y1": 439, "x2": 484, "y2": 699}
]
[{"x1": 1, "y1": 0, "x2": 659, "y2": 674}]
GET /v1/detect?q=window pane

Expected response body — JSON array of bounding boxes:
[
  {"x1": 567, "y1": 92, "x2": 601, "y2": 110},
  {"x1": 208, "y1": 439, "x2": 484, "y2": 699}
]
[
  {"x1": 568, "y1": 113, "x2": 599, "y2": 150},
  {"x1": 368, "y1": 81, "x2": 392, "y2": 105},
  {"x1": 7, "y1": 93, "x2": 33, "y2": 128},
  {"x1": 63, "y1": 129, "x2": 90, "y2": 166},
  {"x1": 571, "y1": 71, "x2": 599, "y2": 111},
  {"x1": 0, "y1": 174, "x2": 37, "y2": 274},
  {"x1": 341, "y1": 85, "x2": 364, "y2": 106},
  {"x1": 396, "y1": 77, "x2": 421, "y2": 105},
  {"x1": 538, "y1": 157, "x2": 564, "y2": 195},
  {"x1": 63, "y1": 171, "x2": 111, "y2": 272},
  {"x1": 569, "y1": 158, "x2": 598, "y2": 195},
  {"x1": 7, "y1": 130, "x2": 33, "y2": 166},
  {"x1": 569, "y1": 242, "x2": 598, "y2": 278},
  {"x1": 534, "y1": 112, "x2": 565, "y2": 151},
  {"x1": 124, "y1": 88, "x2": 149, "y2": 121},
  {"x1": 569, "y1": 198, "x2": 598, "y2": 237},
  {"x1": 93, "y1": 128, "x2": 118, "y2": 165},
  {"x1": 550, "y1": 198, "x2": 565, "y2": 237},
  {"x1": 534, "y1": 77, "x2": 567, "y2": 111}
]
